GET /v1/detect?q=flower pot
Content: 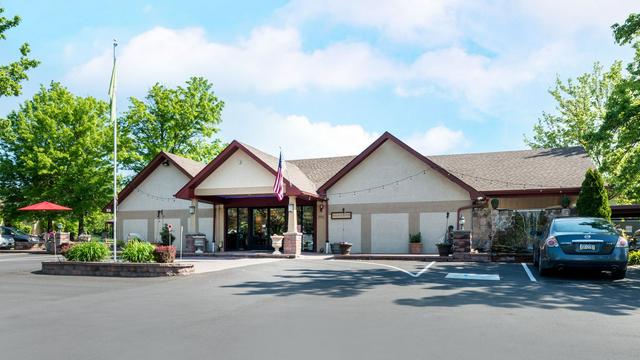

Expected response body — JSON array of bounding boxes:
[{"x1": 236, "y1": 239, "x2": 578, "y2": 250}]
[
  {"x1": 409, "y1": 242, "x2": 422, "y2": 254},
  {"x1": 270, "y1": 235, "x2": 283, "y2": 255},
  {"x1": 437, "y1": 245, "x2": 450, "y2": 257},
  {"x1": 330, "y1": 242, "x2": 341, "y2": 254},
  {"x1": 339, "y1": 242, "x2": 352, "y2": 255}
]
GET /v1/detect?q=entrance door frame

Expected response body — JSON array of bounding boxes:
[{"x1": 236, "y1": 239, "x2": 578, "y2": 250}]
[{"x1": 225, "y1": 206, "x2": 287, "y2": 251}]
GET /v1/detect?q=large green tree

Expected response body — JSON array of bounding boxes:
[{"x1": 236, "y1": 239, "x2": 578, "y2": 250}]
[
  {"x1": 595, "y1": 13, "x2": 640, "y2": 202},
  {"x1": 525, "y1": 61, "x2": 622, "y2": 169},
  {"x1": 0, "y1": 83, "x2": 113, "y2": 234},
  {"x1": 121, "y1": 76, "x2": 225, "y2": 171},
  {"x1": 0, "y1": 7, "x2": 39, "y2": 97}
]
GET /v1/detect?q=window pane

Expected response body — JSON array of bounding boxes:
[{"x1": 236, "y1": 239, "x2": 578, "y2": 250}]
[
  {"x1": 253, "y1": 208, "x2": 268, "y2": 246},
  {"x1": 226, "y1": 208, "x2": 238, "y2": 249},
  {"x1": 269, "y1": 208, "x2": 286, "y2": 236},
  {"x1": 238, "y1": 208, "x2": 249, "y2": 249}
]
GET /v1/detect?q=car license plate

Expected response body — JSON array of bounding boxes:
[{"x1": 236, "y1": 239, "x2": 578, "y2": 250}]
[{"x1": 579, "y1": 244, "x2": 596, "y2": 251}]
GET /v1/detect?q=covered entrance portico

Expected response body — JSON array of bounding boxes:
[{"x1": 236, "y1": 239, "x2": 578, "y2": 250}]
[{"x1": 175, "y1": 141, "x2": 326, "y2": 255}]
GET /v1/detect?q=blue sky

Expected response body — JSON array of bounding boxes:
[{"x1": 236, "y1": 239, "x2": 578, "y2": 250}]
[{"x1": 0, "y1": 0, "x2": 637, "y2": 158}]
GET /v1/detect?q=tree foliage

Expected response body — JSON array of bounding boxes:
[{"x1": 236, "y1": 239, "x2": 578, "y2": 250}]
[
  {"x1": 0, "y1": 83, "x2": 113, "y2": 234},
  {"x1": 595, "y1": 13, "x2": 640, "y2": 202},
  {"x1": 121, "y1": 76, "x2": 225, "y2": 171},
  {"x1": 576, "y1": 169, "x2": 611, "y2": 221},
  {"x1": 0, "y1": 7, "x2": 39, "y2": 97},
  {"x1": 525, "y1": 62, "x2": 622, "y2": 169}
]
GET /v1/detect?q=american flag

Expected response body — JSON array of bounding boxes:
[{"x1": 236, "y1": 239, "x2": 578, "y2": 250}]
[{"x1": 273, "y1": 150, "x2": 285, "y2": 201}]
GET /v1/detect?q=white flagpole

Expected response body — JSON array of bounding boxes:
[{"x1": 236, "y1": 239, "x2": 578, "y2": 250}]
[{"x1": 110, "y1": 39, "x2": 118, "y2": 261}]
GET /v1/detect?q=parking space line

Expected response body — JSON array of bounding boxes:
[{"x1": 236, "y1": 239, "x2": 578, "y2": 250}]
[
  {"x1": 521, "y1": 262, "x2": 537, "y2": 282},
  {"x1": 329, "y1": 260, "x2": 436, "y2": 278}
]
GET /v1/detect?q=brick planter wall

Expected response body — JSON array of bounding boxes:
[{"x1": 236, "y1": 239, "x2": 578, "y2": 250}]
[{"x1": 41, "y1": 261, "x2": 194, "y2": 277}]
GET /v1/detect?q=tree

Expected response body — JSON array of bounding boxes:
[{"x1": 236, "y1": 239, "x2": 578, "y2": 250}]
[
  {"x1": 121, "y1": 77, "x2": 225, "y2": 171},
  {"x1": 0, "y1": 83, "x2": 113, "y2": 234},
  {"x1": 525, "y1": 61, "x2": 623, "y2": 169},
  {"x1": 0, "y1": 7, "x2": 39, "y2": 97},
  {"x1": 595, "y1": 13, "x2": 640, "y2": 202},
  {"x1": 576, "y1": 169, "x2": 611, "y2": 221}
]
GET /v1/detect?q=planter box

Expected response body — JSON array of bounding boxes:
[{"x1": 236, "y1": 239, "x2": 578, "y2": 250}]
[{"x1": 41, "y1": 261, "x2": 194, "y2": 277}]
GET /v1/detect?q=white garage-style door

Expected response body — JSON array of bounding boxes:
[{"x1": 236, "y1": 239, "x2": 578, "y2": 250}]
[
  {"x1": 329, "y1": 215, "x2": 362, "y2": 253},
  {"x1": 122, "y1": 219, "x2": 148, "y2": 241},
  {"x1": 419, "y1": 212, "x2": 450, "y2": 253},
  {"x1": 371, "y1": 213, "x2": 409, "y2": 253},
  {"x1": 198, "y1": 217, "x2": 214, "y2": 251},
  {"x1": 153, "y1": 218, "x2": 181, "y2": 246}
]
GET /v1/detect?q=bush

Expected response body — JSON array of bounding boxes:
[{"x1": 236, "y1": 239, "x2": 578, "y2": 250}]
[
  {"x1": 576, "y1": 169, "x2": 611, "y2": 220},
  {"x1": 154, "y1": 245, "x2": 176, "y2": 263},
  {"x1": 159, "y1": 224, "x2": 175, "y2": 246},
  {"x1": 121, "y1": 240, "x2": 155, "y2": 263},
  {"x1": 409, "y1": 232, "x2": 422, "y2": 243},
  {"x1": 629, "y1": 251, "x2": 640, "y2": 266},
  {"x1": 64, "y1": 241, "x2": 110, "y2": 262}
]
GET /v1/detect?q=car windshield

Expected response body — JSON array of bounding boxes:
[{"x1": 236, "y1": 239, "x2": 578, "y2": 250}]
[
  {"x1": 552, "y1": 218, "x2": 616, "y2": 234},
  {"x1": 11, "y1": 228, "x2": 28, "y2": 236}
]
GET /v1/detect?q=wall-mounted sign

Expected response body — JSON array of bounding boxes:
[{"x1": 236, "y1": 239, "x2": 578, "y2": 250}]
[{"x1": 331, "y1": 211, "x2": 352, "y2": 220}]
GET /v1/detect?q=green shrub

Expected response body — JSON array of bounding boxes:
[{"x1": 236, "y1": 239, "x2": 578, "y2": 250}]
[
  {"x1": 409, "y1": 232, "x2": 422, "y2": 243},
  {"x1": 576, "y1": 169, "x2": 611, "y2": 220},
  {"x1": 64, "y1": 241, "x2": 110, "y2": 262},
  {"x1": 121, "y1": 240, "x2": 155, "y2": 263},
  {"x1": 629, "y1": 251, "x2": 640, "y2": 266}
]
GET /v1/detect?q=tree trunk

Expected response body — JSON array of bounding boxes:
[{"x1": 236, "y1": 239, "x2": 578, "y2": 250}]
[
  {"x1": 47, "y1": 217, "x2": 53, "y2": 232},
  {"x1": 78, "y1": 213, "x2": 85, "y2": 235}
]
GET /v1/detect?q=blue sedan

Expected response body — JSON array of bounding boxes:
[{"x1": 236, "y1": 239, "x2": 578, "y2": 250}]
[{"x1": 533, "y1": 217, "x2": 629, "y2": 279}]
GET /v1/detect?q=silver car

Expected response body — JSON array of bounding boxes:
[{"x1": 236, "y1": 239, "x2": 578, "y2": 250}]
[{"x1": 1, "y1": 233, "x2": 15, "y2": 249}]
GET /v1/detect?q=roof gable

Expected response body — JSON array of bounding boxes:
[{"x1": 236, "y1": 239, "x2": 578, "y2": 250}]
[
  {"x1": 175, "y1": 141, "x2": 319, "y2": 199},
  {"x1": 104, "y1": 152, "x2": 205, "y2": 211},
  {"x1": 317, "y1": 132, "x2": 480, "y2": 198}
]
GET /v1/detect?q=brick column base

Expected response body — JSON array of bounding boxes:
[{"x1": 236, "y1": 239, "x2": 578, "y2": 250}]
[{"x1": 283, "y1": 232, "x2": 302, "y2": 256}]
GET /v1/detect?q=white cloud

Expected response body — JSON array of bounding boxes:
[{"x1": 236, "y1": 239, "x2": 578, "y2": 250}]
[
  {"x1": 65, "y1": 26, "x2": 398, "y2": 97},
  {"x1": 406, "y1": 125, "x2": 469, "y2": 155},
  {"x1": 280, "y1": 0, "x2": 461, "y2": 45},
  {"x1": 221, "y1": 102, "x2": 379, "y2": 159}
]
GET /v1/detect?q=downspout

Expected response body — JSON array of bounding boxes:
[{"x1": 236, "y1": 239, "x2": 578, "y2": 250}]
[{"x1": 456, "y1": 203, "x2": 473, "y2": 230}]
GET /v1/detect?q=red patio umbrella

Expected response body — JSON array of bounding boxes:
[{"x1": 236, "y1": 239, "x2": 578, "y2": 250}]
[
  {"x1": 19, "y1": 202, "x2": 73, "y2": 255},
  {"x1": 18, "y1": 201, "x2": 72, "y2": 211}
]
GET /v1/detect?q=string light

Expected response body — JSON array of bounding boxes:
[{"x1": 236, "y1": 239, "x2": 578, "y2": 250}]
[
  {"x1": 135, "y1": 188, "x2": 178, "y2": 203},
  {"x1": 327, "y1": 166, "x2": 564, "y2": 197}
]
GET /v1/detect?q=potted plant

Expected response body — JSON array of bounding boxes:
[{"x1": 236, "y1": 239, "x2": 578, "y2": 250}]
[
  {"x1": 436, "y1": 242, "x2": 451, "y2": 257},
  {"x1": 338, "y1": 242, "x2": 352, "y2": 255},
  {"x1": 409, "y1": 232, "x2": 422, "y2": 254},
  {"x1": 490, "y1": 198, "x2": 500, "y2": 210}
]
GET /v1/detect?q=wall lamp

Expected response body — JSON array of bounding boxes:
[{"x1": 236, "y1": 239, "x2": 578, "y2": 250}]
[{"x1": 189, "y1": 205, "x2": 196, "y2": 215}]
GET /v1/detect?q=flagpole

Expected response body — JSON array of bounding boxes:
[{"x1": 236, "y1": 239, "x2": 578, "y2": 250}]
[{"x1": 110, "y1": 39, "x2": 118, "y2": 261}]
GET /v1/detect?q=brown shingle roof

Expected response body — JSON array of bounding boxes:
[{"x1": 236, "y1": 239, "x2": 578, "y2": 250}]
[
  {"x1": 289, "y1": 156, "x2": 356, "y2": 187},
  {"x1": 163, "y1": 152, "x2": 206, "y2": 177},
  {"x1": 427, "y1": 146, "x2": 594, "y2": 192}
]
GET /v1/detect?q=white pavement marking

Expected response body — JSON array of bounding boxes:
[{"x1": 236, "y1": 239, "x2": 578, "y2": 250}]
[
  {"x1": 329, "y1": 260, "x2": 436, "y2": 278},
  {"x1": 521, "y1": 262, "x2": 537, "y2": 282},
  {"x1": 445, "y1": 273, "x2": 500, "y2": 281},
  {"x1": 176, "y1": 258, "x2": 282, "y2": 274}
]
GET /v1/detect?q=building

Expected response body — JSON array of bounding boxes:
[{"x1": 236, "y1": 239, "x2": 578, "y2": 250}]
[{"x1": 113, "y1": 132, "x2": 594, "y2": 254}]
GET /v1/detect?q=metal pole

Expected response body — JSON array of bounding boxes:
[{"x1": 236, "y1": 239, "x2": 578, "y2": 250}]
[{"x1": 111, "y1": 40, "x2": 118, "y2": 262}]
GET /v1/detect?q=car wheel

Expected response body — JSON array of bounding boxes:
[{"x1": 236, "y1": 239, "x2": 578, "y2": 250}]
[
  {"x1": 611, "y1": 268, "x2": 626, "y2": 280},
  {"x1": 538, "y1": 253, "x2": 551, "y2": 277}
]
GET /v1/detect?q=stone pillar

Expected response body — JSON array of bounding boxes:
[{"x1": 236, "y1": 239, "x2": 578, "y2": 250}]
[
  {"x1": 189, "y1": 199, "x2": 199, "y2": 234},
  {"x1": 283, "y1": 196, "x2": 301, "y2": 256}
]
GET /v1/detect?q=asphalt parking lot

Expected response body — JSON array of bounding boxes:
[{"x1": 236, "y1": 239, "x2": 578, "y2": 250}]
[{"x1": 1, "y1": 253, "x2": 639, "y2": 360}]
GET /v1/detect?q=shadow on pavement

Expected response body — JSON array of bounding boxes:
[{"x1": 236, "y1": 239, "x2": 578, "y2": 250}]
[{"x1": 222, "y1": 263, "x2": 640, "y2": 316}]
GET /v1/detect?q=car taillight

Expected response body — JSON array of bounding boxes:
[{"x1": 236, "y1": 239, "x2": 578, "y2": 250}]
[
  {"x1": 546, "y1": 236, "x2": 559, "y2": 247},
  {"x1": 616, "y1": 237, "x2": 628, "y2": 248}
]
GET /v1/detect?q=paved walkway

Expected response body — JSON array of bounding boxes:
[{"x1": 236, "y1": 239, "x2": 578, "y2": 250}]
[{"x1": 176, "y1": 257, "x2": 283, "y2": 274}]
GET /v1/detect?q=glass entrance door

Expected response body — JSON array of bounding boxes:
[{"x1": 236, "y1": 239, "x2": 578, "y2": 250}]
[
  {"x1": 225, "y1": 206, "x2": 291, "y2": 251},
  {"x1": 250, "y1": 208, "x2": 269, "y2": 250}
]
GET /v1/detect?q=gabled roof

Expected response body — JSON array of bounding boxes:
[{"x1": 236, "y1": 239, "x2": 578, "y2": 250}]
[
  {"x1": 289, "y1": 155, "x2": 356, "y2": 188},
  {"x1": 174, "y1": 141, "x2": 320, "y2": 200},
  {"x1": 317, "y1": 132, "x2": 482, "y2": 198},
  {"x1": 428, "y1": 146, "x2": 593, "y2": 195},
  {"x1": 103, "y1": 152, "x2": 205, "y2": 211}
]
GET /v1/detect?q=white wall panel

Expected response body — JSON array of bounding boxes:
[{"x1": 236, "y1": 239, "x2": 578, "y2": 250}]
[
  {"x1": 371, "y1": 213, "x2": 409, "y2": 253},
  {"x1": 329, "y1": 214, "x2": 362, "y2": 253}
]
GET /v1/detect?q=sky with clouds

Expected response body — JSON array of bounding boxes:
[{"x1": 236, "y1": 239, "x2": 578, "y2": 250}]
[{"x1": 0, "y1": 0, "x2": 637, "y2": 159}]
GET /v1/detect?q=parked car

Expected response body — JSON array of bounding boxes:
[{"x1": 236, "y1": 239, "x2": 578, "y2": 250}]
[
  {"x1": 533, "y1": 217, "x2": 629, "y2": 279},
  {"x1": 1, "y1": 226, "x2": 40, "y2": 243},
  {"x1": 0, "y1": 233, "x2": 14, "y2": 249}
]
